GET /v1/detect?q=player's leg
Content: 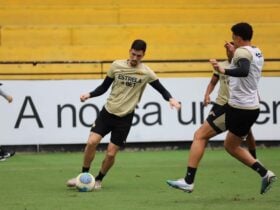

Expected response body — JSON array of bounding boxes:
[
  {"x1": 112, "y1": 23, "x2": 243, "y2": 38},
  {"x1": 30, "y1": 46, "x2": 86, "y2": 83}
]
[
  {"x1": 66, "y1": 132, "x2": 103, "y2": 187},
  {"x1": 66, "y1": 107, "x2": 110, "y2": 187},
  {"x1": 188, "y1": 121, "x2": 217, "y2": 167},
  {"x1": 166, "y1": 122, "x2": 217, "y2": 192},
  {"x1": 167, "y1": 103, "x2": 225, "y2": 192},
  {"x1": 225, "y1": 105, "x2": 276, "y2": 194},
  {"x1": 98, "y1": 142, "x2": 120, "y2": 175},
  {"x1": 82, "y1": 132, "x2": 103, "y2": 170},
  {"x1": 245, "y1": 130, "x2": 257, "y2": 158},
  {"x1": 94, "y1": 142, "x2": 120, "y2": 189},
  {"x1": 224, "y1": 105, "x2": 260, "y2": 165},
  {"x1": 224, "y1": 131, "x2": 255, "y2": 166},
  {"x1": 188, "y1": 103, "x2": 226, "y2": 168},
  {"x1": 94, "y1": 110, "x2": 134, "y2": 189},
  {"x1": 224, "y1": 131, "x2": 276, "y2": 194}
]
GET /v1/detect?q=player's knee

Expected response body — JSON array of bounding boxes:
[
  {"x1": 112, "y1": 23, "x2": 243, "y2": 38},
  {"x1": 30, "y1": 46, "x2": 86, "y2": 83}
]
[
  {"x1": 193, "y1": 130, "x2": 206, "y2": 142},
  {"x1": 87, "y1": 138, "x2": 99, "y2": 148}
]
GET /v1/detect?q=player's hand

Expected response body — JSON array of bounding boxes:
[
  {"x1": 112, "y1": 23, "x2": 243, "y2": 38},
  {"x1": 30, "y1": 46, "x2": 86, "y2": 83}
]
[
  {"x1": 224, "y1": 41, "x2": 235, "y2": 53},
  {"x1": 169, "y1": 98, "x2": 181, "y2": 110},
  {"x1": 209, "y1": 59, "x2": 218, "y2": 71},
  {"x1": 7, "y1": 95, "x2": 13, "y2": 103},
  {"x1": 209, "y1": 59, "x2": 225, "y2": 74},
  {"x1": 80, "y1": 93, "x2": 90, "y2": 102}
]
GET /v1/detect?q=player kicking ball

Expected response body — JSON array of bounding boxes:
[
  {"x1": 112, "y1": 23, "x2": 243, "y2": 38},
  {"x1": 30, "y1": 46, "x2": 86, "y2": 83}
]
[{"x1": 67, "y1": 39, "x2": 181, "y2": 190}]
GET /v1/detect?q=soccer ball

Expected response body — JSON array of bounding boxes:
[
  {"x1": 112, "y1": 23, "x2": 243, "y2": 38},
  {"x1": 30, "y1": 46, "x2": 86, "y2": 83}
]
[{"x1": 76, "y1": 172, "x2": 95, "y2": 192}]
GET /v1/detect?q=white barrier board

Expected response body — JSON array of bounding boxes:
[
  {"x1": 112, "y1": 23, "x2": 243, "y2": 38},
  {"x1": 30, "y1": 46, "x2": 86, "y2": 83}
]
[{"x1": 0, "y1": 78, "x2": 279, "y2": 145}]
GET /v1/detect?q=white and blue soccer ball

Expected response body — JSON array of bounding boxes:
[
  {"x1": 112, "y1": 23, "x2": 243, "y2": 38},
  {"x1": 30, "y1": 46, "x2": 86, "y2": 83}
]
[{"x1": 76, "y1": 172, "x2": 95, "y2": 192}]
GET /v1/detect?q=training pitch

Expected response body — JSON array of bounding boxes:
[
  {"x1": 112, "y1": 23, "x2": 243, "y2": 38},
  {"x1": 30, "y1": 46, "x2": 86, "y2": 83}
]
[{"x1": 0, "y1": 147, "x2": 279, "y2": 210}]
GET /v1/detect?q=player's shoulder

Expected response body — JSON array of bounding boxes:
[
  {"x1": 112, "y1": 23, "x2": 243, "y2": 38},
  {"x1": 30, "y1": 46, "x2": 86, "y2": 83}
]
[
  {"x1": 140, "y1": 62, "x2": 152, "y2": 71},
  {"x1": 234, "y1": 47, "x2": 252, "y2": 60},
  {"x1": 112, "y1": 59, "x2": 128, "y2": 67}
]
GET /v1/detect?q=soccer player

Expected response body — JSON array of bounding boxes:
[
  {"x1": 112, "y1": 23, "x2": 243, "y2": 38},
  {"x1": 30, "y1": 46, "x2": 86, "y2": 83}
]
[
  {"x1": 0, "y1": 83, "x2": 15, "y2": 161},
  {"x1": 167, "y1": 41, "x2": 257, "y2": 192},
  {"x1": 167, "y1": 22, "x2": 276, "y2": 194},
  {"x1": 167, "y1": 42, "x2": 256, "y2": 192},
  {"x1": 67, "y1": 39, "x2": 181, "y2": 189},
  {"x1": 204, "y1": 42, "x2": 257, "y2": 158}
]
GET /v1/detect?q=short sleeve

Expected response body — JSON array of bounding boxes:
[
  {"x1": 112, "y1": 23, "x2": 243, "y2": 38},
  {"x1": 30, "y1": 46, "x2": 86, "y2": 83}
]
[
  {"x1": 107, "y1": 61, "x2": 116, "y2": 78},
  {"x1": 233, "y1": 48, "x2": 253, "y2": 64},
  {"x1": 146, "y1": 66, "x2": 158, "y2": 83}
]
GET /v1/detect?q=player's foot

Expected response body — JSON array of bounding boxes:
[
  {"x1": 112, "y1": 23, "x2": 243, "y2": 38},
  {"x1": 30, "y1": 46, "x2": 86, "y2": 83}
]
[
  {"x1": 94, "y1": 180, "x2": 102, "y2": 190},
  {"x1": 260, "y1": 170, "x2": 277, "y2": 194},
  {"x1": 66, "y1": 177, "x2": 77, "y2": 187},
  {"x1": 166, "y1": 178, "x2": 194, "y2": 193},
  {"x1": 0, "y1": 156, "x2": 6, "y2": 161},
  {"x1": 3, "y1": 151, "x2": 15, "y2": 159}
]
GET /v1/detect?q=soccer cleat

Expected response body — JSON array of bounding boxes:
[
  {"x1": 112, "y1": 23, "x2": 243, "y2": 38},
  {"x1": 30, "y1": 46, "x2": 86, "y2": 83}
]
[
  {"x1": 66, "y1": 177, "x2": 77, "y2": 187},
  {"x1": 3, "y1": 151, "x2": 15, "y2": 159},
  {"x1": 166, "y1": 178, "x2": 194, "y2": 193},
  {"x1": 94, "y1": 180, "x2": 102, "y2": 190},
  {"x1": 0, "y1": 148, "x2": 15, "y2": 159},
  {"x1": 260, "y1": 170, "x2": 277, "y2": 194},
  {"x1": 0, "y1": 156, "x2": 6, "y2": 161}
]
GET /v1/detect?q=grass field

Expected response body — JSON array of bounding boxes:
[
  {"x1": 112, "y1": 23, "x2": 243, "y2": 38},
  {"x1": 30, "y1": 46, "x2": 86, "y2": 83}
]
[{"x1": 0, "y1": 147, "x2": 279, "y2": 210}]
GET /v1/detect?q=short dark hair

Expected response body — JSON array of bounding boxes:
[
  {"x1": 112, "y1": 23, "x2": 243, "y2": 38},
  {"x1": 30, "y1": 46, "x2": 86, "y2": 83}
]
[
  {"x1": 231, "y1": 22, "x2": 253, "y2": 41},
  {"x1": 131, "y1": 39, "x2": 147, "y2": 52}
]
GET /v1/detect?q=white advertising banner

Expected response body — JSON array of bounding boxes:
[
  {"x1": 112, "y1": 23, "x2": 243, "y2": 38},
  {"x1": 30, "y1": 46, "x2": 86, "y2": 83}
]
[{"x1": 0, "y1": 78, "x2": 279, "y2": 145}]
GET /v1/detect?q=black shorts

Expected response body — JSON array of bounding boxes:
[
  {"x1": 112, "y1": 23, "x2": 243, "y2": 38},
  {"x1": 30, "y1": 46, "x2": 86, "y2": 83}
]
[
  {"x1": 225, "y1": 104, "x2": 259, "y2": 137},
  {"x1": 206, "y1": 103, "x2": 226, "y2": 134},
  {"x1": 90, "y1": 107, "x2": 134, "y2": 147}
]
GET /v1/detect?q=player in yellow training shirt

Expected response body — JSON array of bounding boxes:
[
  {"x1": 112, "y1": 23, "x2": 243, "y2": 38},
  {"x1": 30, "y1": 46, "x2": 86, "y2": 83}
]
[{"x1": 67, "y1": 39, "x2": 181, "y2": 189}]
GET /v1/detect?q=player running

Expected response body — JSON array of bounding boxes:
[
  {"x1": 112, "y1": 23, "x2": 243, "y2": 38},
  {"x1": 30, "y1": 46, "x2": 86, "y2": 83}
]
[{"x1": 167, "y1": 22, "x2": 276, "y2": 194}]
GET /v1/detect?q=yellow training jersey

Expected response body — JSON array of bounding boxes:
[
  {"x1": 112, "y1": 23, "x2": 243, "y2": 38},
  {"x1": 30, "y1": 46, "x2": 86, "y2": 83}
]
[
  {"x1": 214, "y1": 60, "x2": 230, "y2": 106},
  {"x1": 105, "y1": 60, "x2": 157, "y2": 117}
]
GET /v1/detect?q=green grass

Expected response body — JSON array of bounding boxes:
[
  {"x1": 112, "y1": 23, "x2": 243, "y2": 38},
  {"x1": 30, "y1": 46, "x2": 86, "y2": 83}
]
[{"x1": 0, "y1": 148, "x2": 279, "y2": 210}]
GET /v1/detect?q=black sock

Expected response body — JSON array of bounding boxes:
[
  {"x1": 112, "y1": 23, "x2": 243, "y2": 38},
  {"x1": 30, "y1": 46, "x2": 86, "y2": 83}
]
[
  {"x1": 95, "y1": 171, "x2": 105, "y2": 181},
  {"x1": 251, "y1": 162, "x2": 267, "y2": 177},
  {"x1": 184, "y1": 166, "x2": 197, "y2": 184},
  {"x1": 82, "y1": 167, "x2": 90, "y2": 173},
  {"x1": 249, "y1": 149, "x2": 257, "y2": 159}
]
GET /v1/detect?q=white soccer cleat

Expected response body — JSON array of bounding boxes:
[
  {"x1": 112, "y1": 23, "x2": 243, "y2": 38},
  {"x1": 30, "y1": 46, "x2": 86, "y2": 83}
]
[
  {"x1": 66, "y1": 177, "x2": 77, "y2": 187},
  {"x1": 94, "y1": 180, "x2": 102, "y2": 190},
  {"x1": 260, "y1": 170, "x2": 277, "y2": 194},
  {"x1": 166, "y1": 178, "x2": 194, "y2": 193}
]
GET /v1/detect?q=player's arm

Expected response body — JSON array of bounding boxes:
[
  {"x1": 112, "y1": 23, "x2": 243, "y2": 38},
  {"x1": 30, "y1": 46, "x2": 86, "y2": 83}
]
[
  {"x1": 0, "y1": 88, "x2": 8, "y2": 98},
  {"x1": 0, "y1": 88, "x2": 13, "y2": 103},
  {"x1": 224, "y1": 58, "x2": 250, "y2": 77},
  {"x1": 211, "y1": 48, "x2": 252, "y2": 77},
  {"x1": 149, "y1": 79, "x2": 181, "y2": 110},
  {"x1": 80, "y1": 76, "x2": 114, "y2": 102},
  {"x1": 204, "y1": 74, "x2": 219, "y2": 106}
]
